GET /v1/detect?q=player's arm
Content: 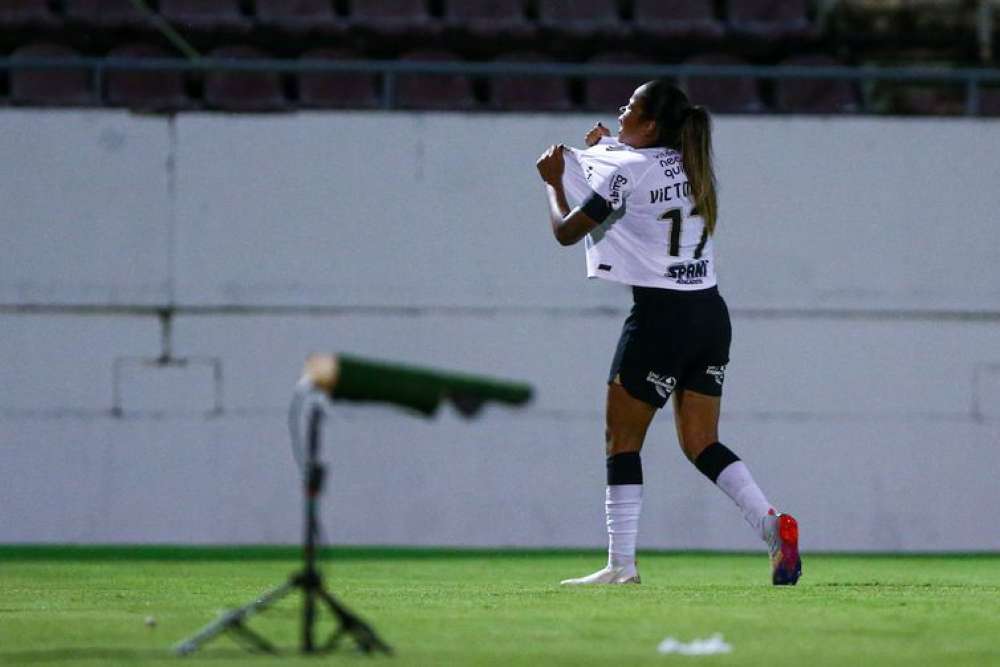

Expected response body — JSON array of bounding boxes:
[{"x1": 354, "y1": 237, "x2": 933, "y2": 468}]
[
  {"x1": 544, "y1": 181, "x2": 599, "y2": 247},
  {"x1": 536, "y1": 144, "x2": 599, "y2": 247}
]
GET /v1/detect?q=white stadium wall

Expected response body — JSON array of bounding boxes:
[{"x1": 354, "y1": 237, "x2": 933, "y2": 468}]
[{"x1": 1, "y1": 109, "x2": 999, "y2": 551}]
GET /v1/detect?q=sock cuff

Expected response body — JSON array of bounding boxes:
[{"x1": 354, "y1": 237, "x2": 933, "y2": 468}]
[
  {"x1": 693, "y1": 442, "x2": 740, "y2": 483},
  {"x1": 607, "y1": 452, "x2": 643, "y2": 485}
]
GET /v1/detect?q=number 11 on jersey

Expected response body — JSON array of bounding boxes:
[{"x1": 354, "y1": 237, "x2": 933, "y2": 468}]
[{"x1": 659, "y1": 207, "x2": 709, "y2": 259}]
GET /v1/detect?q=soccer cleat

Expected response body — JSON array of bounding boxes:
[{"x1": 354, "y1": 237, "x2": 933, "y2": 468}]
[
  {"x1": 560, "y1": 564, "x2": 641, "y2": 585},
  {"x1": 764, "y1": 509, "x2": 801, "y2": 586}
]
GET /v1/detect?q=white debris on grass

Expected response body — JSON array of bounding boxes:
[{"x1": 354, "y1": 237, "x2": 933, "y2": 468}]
[{"x1": 657, "y1": 633, "x2": 732, "y2": 656}]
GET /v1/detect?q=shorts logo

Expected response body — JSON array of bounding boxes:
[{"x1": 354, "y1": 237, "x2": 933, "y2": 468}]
[
  {"x1": 705, "y1": 365, "x2": 726, "y2": 387},
  {"x1": 646, "y1": 372, "x2": 676, "y2": 399}
]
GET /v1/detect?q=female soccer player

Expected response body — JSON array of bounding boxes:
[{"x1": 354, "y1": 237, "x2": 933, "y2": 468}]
[{"x1": 535, "y1": 80, "x2": 801, "y2": 586}]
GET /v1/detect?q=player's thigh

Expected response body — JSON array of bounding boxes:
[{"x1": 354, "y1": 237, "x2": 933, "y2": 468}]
[
  {"x1": 672, "y1": 292, "x2": 729, "y2": 459},
  {"x1": 672, "y1": 388, "x2": 721, "y2": 461},
  {"x1": 681, "y1": 293, "x2": 730, "y2": 397},
  {"x1": 607, "y1": 304, "x2": 677, "y2": 411},
  {"x1": 605, "y1": 380, "x2": 657, "y2": 456}
]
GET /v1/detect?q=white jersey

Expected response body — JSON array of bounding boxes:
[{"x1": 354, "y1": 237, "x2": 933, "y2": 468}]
[{"x1": 562, "y1": 136, "x2": 717, "y2": 291}]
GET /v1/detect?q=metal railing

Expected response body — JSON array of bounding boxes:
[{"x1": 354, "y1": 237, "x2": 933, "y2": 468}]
[{"x1": 3, "y1": 56, "x2": 1000, "y2": 114}]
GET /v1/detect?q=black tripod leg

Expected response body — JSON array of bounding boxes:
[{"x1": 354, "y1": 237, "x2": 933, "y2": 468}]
[
  {"x1": 172, "y1": 579, "x2": 297, "y2": 656},
  {"x1": 228, "y1": 621, "x2": 279, "y2": 654},
  {"x1": 318, "y1": 588, "x2": 393, "y2": 655}
]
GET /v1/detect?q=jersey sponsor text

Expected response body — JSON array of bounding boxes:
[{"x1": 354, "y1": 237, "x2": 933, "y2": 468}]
[
  {"x1": 666, "y1": 259, "x2": 710, "y2": 284},
  {"x1": 609, "y1": 174, "x2": 628, "y2": 207}
]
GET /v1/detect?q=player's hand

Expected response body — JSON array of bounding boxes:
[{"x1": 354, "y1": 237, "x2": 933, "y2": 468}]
[
  {"x1": 536, "y1": 144, "x2": 566, "y2": 186},
  {"x1": 585, "y1": 122, "x2": 611, "y2": 147}
]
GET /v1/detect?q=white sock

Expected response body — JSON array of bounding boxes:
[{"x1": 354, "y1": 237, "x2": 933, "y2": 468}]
[
  {"x1": 606, "y1": 484, "x2": 642, "y2": 568},
  {"x1": 715, "y1": 462, "x2": 773, "y2": 541}
]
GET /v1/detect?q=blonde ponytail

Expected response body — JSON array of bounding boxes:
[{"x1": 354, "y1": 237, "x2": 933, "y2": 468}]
[{"x1": 680, "y1": 106, "x2": 718, "y2": 235}]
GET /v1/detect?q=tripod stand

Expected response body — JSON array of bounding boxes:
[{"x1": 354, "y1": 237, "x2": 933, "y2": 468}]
[{"x1": 174, "y1": 388, "x2": 392, "y2": 657}]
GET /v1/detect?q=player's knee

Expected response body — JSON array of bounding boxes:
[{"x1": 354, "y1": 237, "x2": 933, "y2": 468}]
[{"x1": 679, "y1": 431, "x2": 715, "y2": 461}]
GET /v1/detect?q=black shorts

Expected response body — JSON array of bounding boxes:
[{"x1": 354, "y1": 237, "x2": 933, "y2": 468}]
[{"x1": 608, "y1": 285, "x2": 731, "y2": 409}]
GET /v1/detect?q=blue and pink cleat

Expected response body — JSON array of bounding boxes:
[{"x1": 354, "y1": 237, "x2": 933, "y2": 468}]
[{"x1": 765, "y1": 509, "x2": 801, "y2": 586}]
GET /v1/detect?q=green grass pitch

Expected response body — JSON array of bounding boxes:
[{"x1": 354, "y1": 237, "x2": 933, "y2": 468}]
[{"x1": 2, "y1": 547, "x2": 999, "y2": 666}]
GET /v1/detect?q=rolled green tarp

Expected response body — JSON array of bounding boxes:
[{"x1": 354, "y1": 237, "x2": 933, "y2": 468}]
[{"x1": 330, "y1": 354, "x2": 533, "y2": 418}]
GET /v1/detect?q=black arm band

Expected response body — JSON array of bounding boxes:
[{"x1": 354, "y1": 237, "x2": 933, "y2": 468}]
[{"x1": 581, "y1": 192, "x2": 612, "y2": 223}]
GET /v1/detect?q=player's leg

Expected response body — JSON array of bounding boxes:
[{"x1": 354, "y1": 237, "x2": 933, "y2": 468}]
[
  {"x1": 671, "y1": 289, "x2": 774, "y2": 541},
  {"x1": 674, "y1": 387, "x2": 772, "y2": 535},
  {"x1": 604, "y1": 381, "x2": 656, "y2": 571},
  {"x1": 561, "y1": 381, "x2": 655, "y2": 585},
  {"x1": 673, "y1": 387, "x2": 801, "y2": 585}
]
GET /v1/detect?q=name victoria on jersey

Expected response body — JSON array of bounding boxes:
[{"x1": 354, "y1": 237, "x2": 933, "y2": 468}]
[{"x1": 649, "y1": 181, "x2": 692, "y2": 205}]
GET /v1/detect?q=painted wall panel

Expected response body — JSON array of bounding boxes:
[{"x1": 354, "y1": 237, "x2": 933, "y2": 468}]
[
  {"x1": 3, "y1": 411, "x2": 997, "y2": 550},
  {"x1": 0, "y1": 111, "x2": 173, "y2": 305},
  {"x1": 0, "y1": 314, "x2": 161, "y2": 412},
  {"x1": 2, "y1": 110, "x2": 998, "y2": 550}
]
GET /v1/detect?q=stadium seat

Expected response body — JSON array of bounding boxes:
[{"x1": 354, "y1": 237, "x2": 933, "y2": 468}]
[
  {"x1": 203, "y1": 46, "x2": 286, "y2": 111},
  {"x1": 727, "y1": 0, "x2": 815, "y2": 40},
  {"x1": 159, "y1": 0, "x2": 250, "y2": 32},
  {"x1": 536, "y1": 0, "x2": 623, "y2": 37},
  {"x1": 10, "y1": 43, "x2": 94, "y2": 107},
  {"x1": 979, "y1": 88, "x2": 1000, "y2": 116},
  {"x1": 63, "y1": 0, "x2": 151, "y2": 28},
  {"x1": 887, "y1": 85, "x2": 965, "y2": 116},
  {"x1": 582, "y1": 51, "x2": 653, "y2": 112},
  {"x1": 297, "y1": 48, "x2": 380, "y2": 109},
  {"x1": 631, "y1": 0, "x2": 724, "y2": 41},
  {"x1": 105, "y1": 43, "x2": 190, "y2": 112},
  {"x1": 347, "y1": 0, "x2": 436, "y2": 36},
  {"x1": 681, "y1": 53, "x2": 763, "y2": 114},
  {"x1": 443, "y1": 0, "x2": 534, "y2": 40},
  {"x1": 395, "y1": 49, "x2": 476, "y2": 111},
  {"x1": 255, "y1": 0, "x2": 342, "y2": 34},
  {"x1": 0, "y1": 0, "x2": 59, "y2": 28},
  {"x1": 490, "y1": 51, "x2": 573, "y2": 112},
  {"x1": 774, "y1": 55, "x2": 858, "y2": 113}
]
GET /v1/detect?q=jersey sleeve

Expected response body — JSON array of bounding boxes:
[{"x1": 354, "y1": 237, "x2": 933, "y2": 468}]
[
  {"x1": 579, "y1": 160, "x2": 632, "y2": 224},
  {"x1": 561, "y1": 149, "x2": 593, "y2": 208}
]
